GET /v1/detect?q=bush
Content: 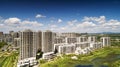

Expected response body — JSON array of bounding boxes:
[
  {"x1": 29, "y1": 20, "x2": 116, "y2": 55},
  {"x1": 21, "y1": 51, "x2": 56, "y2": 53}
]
[{"x1": 0, "y1": 42, "x2": 8, "y2": 48}]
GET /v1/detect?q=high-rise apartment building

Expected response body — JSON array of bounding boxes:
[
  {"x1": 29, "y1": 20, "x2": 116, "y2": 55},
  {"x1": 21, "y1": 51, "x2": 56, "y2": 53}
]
[
  {"x1": 36, "y1": 31, "x2": 42, "y2": 51},
  {"x1": 0, "y1": 32, "x2": 3, "y2": 42},
  {"x1": 0, "y1": 32, "x2": 3, "y2": 37},
  {"x1": 42, "y1": 30, "x2": 54, "y2": 53},
  {"x1": 19, "y1": 29, "x2": 37, "y2": 60},
  {"x1": 18, "y1": 29, "x2": 41, "y2": 67}
]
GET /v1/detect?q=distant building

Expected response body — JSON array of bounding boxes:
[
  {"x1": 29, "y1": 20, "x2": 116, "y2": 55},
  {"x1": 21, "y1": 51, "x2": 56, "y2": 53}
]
[
  {"x1": 0, "y1": 32, "x2": 4, "y2": 42},
  {"x1": 88, "y1": 36, "x2": 96, "y2": 42},
  {"x1": 13, "y1": 38, "x2": 20, "y2": 47},
  {"x1": 3, "y1": 34, "x2": 12, "y2": 44},
  {"x1": 54, "y1": 36, "x2": 111, "y2": 55},
  {"x1": 9, "y1": 30, "x2": 14, "y2": 35},
  {"x1": 54, "y1": 37, "x2": 65, "y2": 44},
  {"x1": 62, "y1": 32, "x2": 80, "y2": 37},
  {"x1": 77, "y1": 36, "x2": 88, "y2": 43},
  {"x1": 89, "y1": 42, "x2": 102, "y2": 49},
  {"x1": 100, "y1": 37, "x2": 111, "y2": 47},
  {"x1": 65, "y1": 37, "x2": 77, "y2": 44},
  {"x1": 75, "y1": 42, "x2": 90, "y2": 49},
  {"x1": 0, "y1": 32, "x2": 3, "y2": 37}
]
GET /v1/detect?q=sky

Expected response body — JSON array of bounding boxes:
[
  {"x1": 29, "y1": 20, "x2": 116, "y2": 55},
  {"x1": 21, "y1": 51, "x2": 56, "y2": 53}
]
[{"x1": 0, "y1": 0, "x2": 120, "y2": 33}]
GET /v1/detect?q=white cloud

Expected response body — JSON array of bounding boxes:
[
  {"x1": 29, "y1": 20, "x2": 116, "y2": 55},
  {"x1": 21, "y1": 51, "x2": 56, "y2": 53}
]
[
  {"x1": 0, "y1": 17, "x2": 44, "y2": 32},
  {"x1": 36, "y1": 14, "x2": 46, "y2": 18},
  {"x1": 54, "y1": 16, "x2": 120, "y2": 33},
  {"x1": 0, "y1": 24, "x2": 4, "y2": 27},
  {"x1": 22, "y1": 20, "x2": 43, "y2": 26},
  {"x1": 4, "y1": 17, "x2": 21, "y2": 24},
  {"x1": 83, "y1": 16, "x2": 106, "y2": 23},
  {"x1": 1, "y1": 16, "x2": 120, "y2": 33},
  {"x1": 58, "y1": 19, "x2": 62, "y2": 23},
  {"x1": 102, "y1": 20, "x2": 120, "y2": 26},
  {"x1": 77, "y1": 21, "x2": 96, "y2": 28},
  {"x1": 50, "y1": 25, "x2": 57, "y2": 28},
  {"x1": 68, "y1": 22, "x2": 74, "y2": 26},
  {"x1": 60, "y1": 27, "x2": 66, "y2": 30},
  {"x1": 68, "y1": 20, "x2": 77, "y2": 26}
]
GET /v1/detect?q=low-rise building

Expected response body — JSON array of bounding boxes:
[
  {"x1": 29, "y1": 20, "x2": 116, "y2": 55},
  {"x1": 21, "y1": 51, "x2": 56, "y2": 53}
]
[
  {"x1": 90, "y1": 42, "x2": 102, "y2": 49},
  {"x1": 88, "y1": 36, "x2": 96, "y2": 43},
  {"x1": 54, "y1": 37, "x2": 65, "y2": 44},
  {"x1": 65, "y1": 37, "x2": 77, "y2": 44},
  {"x1": 58, "y1": 44, "x2": 76, "y2": 54},
  {"x1": 100, "y1": 37, "x2": 111, "y2": 47},
  {"x1": 17, "y1": 57, "x2": 37, "y2": 67},
  {"x1": 77, "y1": 36, "x2": 88, "y2": 43},
  {"x1": 42, "y1": 52, "x2": 54, "y2": 60},
  {"x1": 75, "y1": 42, "x2": 90, "y2": 49}
]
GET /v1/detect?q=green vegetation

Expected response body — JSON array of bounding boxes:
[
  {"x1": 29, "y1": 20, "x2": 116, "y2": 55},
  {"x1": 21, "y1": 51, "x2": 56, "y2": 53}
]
[
  {"x1": 40, "y1": 47, "x2": 120, "y2": 67},
  {"x1": 107, "y1": 34, "x2": 120, "y2": 39},
  {"x1": 0, "y1": 42, "x2": 8, "y2": 48},
  {"x1": 112, "y1": 60, "x2": 120, "y2": 67},
  {"x1": 36, "y1": 49, "x2": 43, "y2": 59},
  {"x1": 39, "y1": 34, "x2": 120, "y2": 67},
  {"x1": 111, "y1": 42, "x2": 120, "y2": 47},
  {"x1": 0, "y1": 51, "x2": 19, "y2": 67}
]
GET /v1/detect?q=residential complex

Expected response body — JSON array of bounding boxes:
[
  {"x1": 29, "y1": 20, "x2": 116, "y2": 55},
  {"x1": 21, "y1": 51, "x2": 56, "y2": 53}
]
[{"x1": 0, "y1": 30, "x2": 111, "y2": 67}]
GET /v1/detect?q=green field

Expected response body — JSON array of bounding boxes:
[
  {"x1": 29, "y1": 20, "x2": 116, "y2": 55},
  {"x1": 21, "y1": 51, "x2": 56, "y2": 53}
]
[
  {"x1": 0, "y1": 51, "x2": 19, "y2": 67},
  {"x1": 40, "y1": 47, "x2": 120, "y2": 67}
]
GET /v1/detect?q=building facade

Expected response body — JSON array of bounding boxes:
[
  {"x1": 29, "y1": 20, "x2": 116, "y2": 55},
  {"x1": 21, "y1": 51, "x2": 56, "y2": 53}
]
[
  {"x1": 42, "y1": 30, "x2": 54, "y2": 53},
  {"x1": 62, "y1": 32, "x2": 80, "y2": 37},
  {"x1": 19, "y1": 29, "x2": 37, "y2": 60},
  {"x1": 100, "y1": 37, "x2": 111, "y2": 47},
  {"x1": 18, "y1": 29, "x2": 38, "y2": 67},
  {"x1": 59, "y1": 44, "x2": 76, "y2": 54},
  {"x1": 36, "y1": 31, "x2": 42, "y2": 51}
]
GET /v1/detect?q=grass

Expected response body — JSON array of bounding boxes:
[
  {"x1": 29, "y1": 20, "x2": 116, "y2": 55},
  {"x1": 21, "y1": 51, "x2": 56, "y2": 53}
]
[
  {"x1": 40, "y1": 46, "x2": 120, "y2": 67},
  {"x1": 0, "y1": 51, "x2": 19, "y2": 67}
]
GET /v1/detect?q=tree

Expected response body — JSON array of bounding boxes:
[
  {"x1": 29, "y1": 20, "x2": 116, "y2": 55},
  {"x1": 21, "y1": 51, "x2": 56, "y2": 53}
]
[
  {"x1": 54, "y1": 48, "x2": 58, "y2": 54},
  {"x1": 0, "y1": 42, "x2": 8, "y2": 48},
  {"x1": 36, "y1": 48, "x2": 43, "y2": 59}
]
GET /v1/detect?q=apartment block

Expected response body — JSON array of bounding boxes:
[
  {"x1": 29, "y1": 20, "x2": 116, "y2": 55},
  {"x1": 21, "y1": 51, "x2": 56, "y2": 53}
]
[
  {"x1": 100, "y1": 37, "x2": 111, "y2": 47},
  {"x1": 18, "y1": 29, "x2": 37, "y2": 67},
  {"x1": 42, "y1": 30, "x2": 55, "y2": 53}
]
